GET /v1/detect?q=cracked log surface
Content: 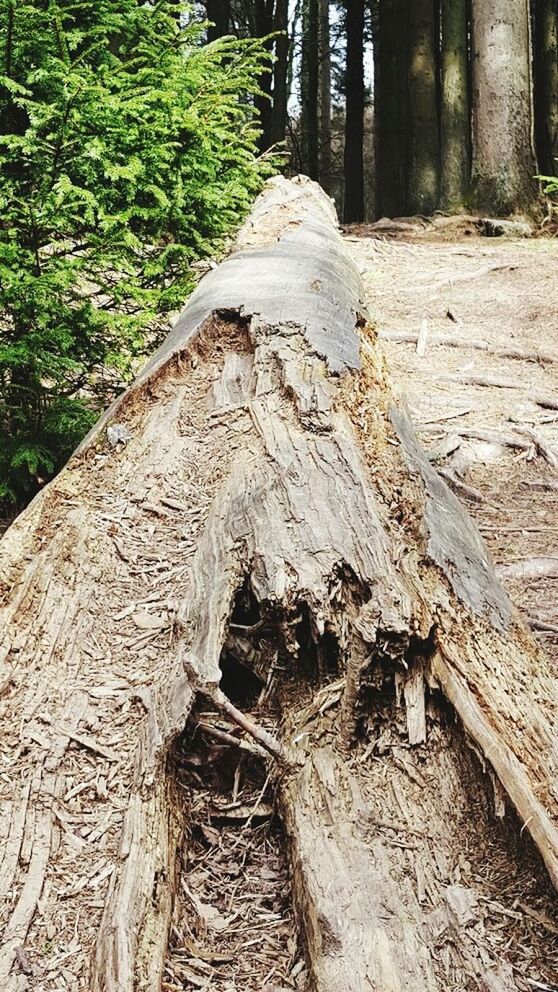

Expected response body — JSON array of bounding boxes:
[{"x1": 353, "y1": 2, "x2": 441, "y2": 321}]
[{"x1": 0, "y1": 176, "x2": 557, "y2": 991}]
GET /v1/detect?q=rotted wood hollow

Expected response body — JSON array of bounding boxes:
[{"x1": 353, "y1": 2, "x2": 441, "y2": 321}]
[{"x1": 0, "y1": 177, "x2": 557, "y2": 991}]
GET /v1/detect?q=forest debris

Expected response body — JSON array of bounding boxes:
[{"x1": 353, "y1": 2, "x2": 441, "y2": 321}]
[
  {"x1": 403, "y1": 665, "x2": 427, "y2": 745},
  {"x1": 515, "y1": 427, "x2": 558, "y2": 468},
  {"x1": 131, "y1": 611, "x2": 168, "y2": 630},
  {"x1": 107, "y1": 424, "x2": 133, "y2": 447},
  {"x1": 481, "y1": 218, "x2": 532, "y2": 238},
  {"x1": 14, "y1": 948, "x2": 33, "y2": 977},
  {"x1": 483, "y1": 962, "x2": 518, "y2": 991},
  {"x1": 445, "y1": 885, "x2": 478, "y2": 927},
  {"x1": 438, "y1": 468, "x2": 484, "y2": 503},
  {"x1": 428, "y1": 434, "x2": 461, "y2": 462},
  {"x1": 443, "y1": 371, "x2": 524, "y2": 390},
  {"x1": 416, "y1": 318, "x2": 429, "y2": 356},
  {"x1": 528, "y1": 617, "x2": 558, "y2": 635},
  {"x1": 182, "y1": 938, "x2": 233, "y2": 964},
  {"x1": 209, "y1": 801, "x2": 273, "y2": 823},
  {"x1": 57, "y1": 727, "x2": 119, "y2": 762},
  {"x1": 518, "y1": 903, "x2": 558, "y2": 936},
  {"x1": 380, "y1": 329, "x2": 558, "y2": 367},
  {"x1": 211, "y1": 689, "x2": 288, "y2": 764},
  {"x1": 496, "y1": 557, "x2": 558, "y2": 581},
  {"x1": 197, "y1": 721, "x2": 267, "y2": 758}
]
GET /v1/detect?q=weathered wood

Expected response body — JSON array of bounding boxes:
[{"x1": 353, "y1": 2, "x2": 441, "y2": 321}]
[{"x1": 0, "y1": 176, "x2": 557, "y2": 991}]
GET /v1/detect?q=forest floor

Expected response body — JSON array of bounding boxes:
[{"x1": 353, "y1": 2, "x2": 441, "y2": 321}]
[{"x1": 346, "y1": 221, "x2": 558, "y2": 663}]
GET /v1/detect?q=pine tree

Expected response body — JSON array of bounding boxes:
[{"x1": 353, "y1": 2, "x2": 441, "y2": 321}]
[{"x1": 0, "y1": 0, "x2": 274, "y2": 507}]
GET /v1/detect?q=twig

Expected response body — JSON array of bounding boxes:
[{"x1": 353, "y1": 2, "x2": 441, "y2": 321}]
[
  {"x1": 210, "y1": 688, "x2": 288, "y2": 764},
  {"x1": 197, "y1": 720, "x2": 268, "y2": 759}
]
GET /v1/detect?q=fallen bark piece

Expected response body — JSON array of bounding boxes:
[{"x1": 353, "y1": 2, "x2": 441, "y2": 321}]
[{"x1": 0, "y1": 176, "x2": 557, "y2": 992}]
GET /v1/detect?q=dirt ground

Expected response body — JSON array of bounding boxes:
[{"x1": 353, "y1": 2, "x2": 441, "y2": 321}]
[{"x1": 346, "y1": 223, "x2": 558, "y2": 661}]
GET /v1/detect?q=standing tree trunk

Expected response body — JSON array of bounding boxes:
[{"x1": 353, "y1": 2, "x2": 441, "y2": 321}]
[
  {"x1": 440, "y1": 0, "x2": 471, "y2": 208},
  {"x1": 319, "y1": 0, "x2": 332, "y2": 193},
  {"x1": 535, "y1": 0, "x2": 558, "y2": 175},
  {"x1": 344, "y1": 0, "x2": 366, "y2": 221},
  {"x1": 254, "y1": 0, "x2": 275, "y2": 151},
  {"x1": 206, "y1": 0, "x2": 230, "y2": 40},
  {"x1": 1, "y1": 178, "x2": 558, "y2": 992},
  {"x1": 300, "y1": 0, "x2": 320, "y2": 178},
  {"x1": 271, "y1": 0, "x2": 289, "y2": 146},
  {"x1": 471, "y1": 0, "x2": 537, "y2": 212},
  {"x1": 377, "y1": 0, "x2": 409, "y2": 217},
  {"x1": 407, "y1": 0, "x2": 440, "y2": 214}
]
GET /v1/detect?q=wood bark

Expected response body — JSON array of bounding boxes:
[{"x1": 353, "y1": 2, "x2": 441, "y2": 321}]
[
  {"x1": 344, "y1": 0, "x2": 366, "y2": 222},
  {"x1": 377, "y1": 0, "x2": 409, "y2": 217},
  {"x1": 206, "y1": 0, "x2": 230, "y2": 40},
  {"x1": 440, "y1": 0, "x2": 471, "y2": 208},
  {"x1": 471, "y1": 0, "x2": 538, "y2": 212},
  {"x1": 254, "y1": 0, "x2": 275, "y2": 150},
  {"x1": 271, "y1": 0, "x2": 290, "y2": 146},
  {"x1": 1, "y1": 177, "x2": 557, "y2": 991},
  {"x1": 300, "y1": 0, "x2": 320, "y2": 178},
  {"x1": 535, "y1": 0, "x2": 558, "y2": 174},
  {"x1": 318, "y1": 0, "x2": 332, "y2": 193},
  {"x1": 407, "y1": 0, "x2": 440, "y2": 214}
]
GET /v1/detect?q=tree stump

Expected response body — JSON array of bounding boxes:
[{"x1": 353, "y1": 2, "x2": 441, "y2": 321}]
[{"x1": 1, "y1": 177, "x2": 557, "y2": 992}]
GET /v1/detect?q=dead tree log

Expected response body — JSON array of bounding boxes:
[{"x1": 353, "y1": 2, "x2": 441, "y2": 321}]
[{"x1": 0, "y1": 177, "x2": 557, "y2": 992}]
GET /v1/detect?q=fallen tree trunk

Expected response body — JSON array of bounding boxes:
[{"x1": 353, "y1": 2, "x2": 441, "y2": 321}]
[{"x1": 1, "y1": 177, "x2": 557, "y2": 992}]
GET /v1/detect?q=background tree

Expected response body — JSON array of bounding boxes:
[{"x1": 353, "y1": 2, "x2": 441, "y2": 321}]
[
  {"x1": 470, "y1": 0, "x2": 537, "y2": 211},
  {"x1": 376, "y1": 0, "x2": 408, "y2": 217},
  {"x1": 271, "y1": 0, "x2": 290, "y2": 146},
  {"x1": 343, "y1": 0, "x2": 365, "y2": 221},
  {"x1": 439, "y1": 0, "x2": 471, "y2": 208},
  {"x1": 318, "y1": 0, "x2": 333, "y2": 192},
  {"x1": 206, "y1": 0, "x2": 230, "y2": 39},
  {"x1": 300, "y1": 0, "x2": 320, "y2": 178},
  {"x1": 534, "y1": 0, "x2": 558, "y2": 175},
  {"x1": 406, "y1": 0, "x2": 439, "y2": 214}
]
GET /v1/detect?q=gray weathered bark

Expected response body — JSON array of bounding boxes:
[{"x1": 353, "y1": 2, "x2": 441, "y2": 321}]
[
  {"x1": 471, "y1": 0, "x2": 537, "y2": 212},
  {"x1": 0, "y1": 178, "x2": 557, "y2": 992}
]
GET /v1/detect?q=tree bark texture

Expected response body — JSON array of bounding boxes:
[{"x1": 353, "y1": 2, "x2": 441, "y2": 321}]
[
  {"x1": 535, "y1": 0, "x2": 558, "y2": 174},
  {"x1": 301, "y1": 0, "x2": 320, "y2": 178},
  {"x1": 318, "y1": 0, "x2": 333, "y2": 193},
  {"x1": 271, "y1": 0, "x2": 290, "y2": 145},
  {"x1": 440, "y1": 0, "x2": 471, "y2": 208},
  {"x1": 407, "y1": 0, "x2": 440, "y2": 214},
  {"x1": 206, "y1": 0, "x2": 230, "y2": 40},
  {"x1": 377, "y1": 0, "x2": 409, "y2": 217},
  {"x1": 471, "y1": 0, "x2": 537, "y2": 212},
  {"x1": 1, "y1": 178, "x2": 557, "y2": 992},
  {"x1": 344, "y1": 0, "x2": 366, "y2": 221},
  {"x1": 254, "y1": 0, "x2": 275, "y2": 150}
]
